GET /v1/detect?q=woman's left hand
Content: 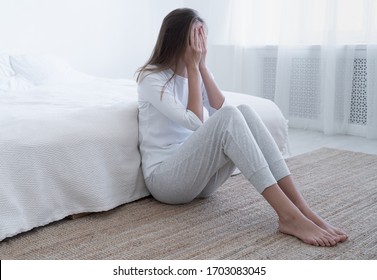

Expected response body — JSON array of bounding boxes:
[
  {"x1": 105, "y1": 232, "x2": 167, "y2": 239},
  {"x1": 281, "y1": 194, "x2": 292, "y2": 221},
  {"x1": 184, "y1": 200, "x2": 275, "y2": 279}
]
[{"x1": 199, "y1": 26, "x2": 207, "y2": 70}]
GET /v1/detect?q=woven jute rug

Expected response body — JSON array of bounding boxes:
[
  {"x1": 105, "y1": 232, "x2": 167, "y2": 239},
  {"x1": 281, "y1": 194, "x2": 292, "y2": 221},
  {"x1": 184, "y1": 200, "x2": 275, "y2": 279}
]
[{"x1": 1, "y1": 148, "x2": 376, "y2": 259}]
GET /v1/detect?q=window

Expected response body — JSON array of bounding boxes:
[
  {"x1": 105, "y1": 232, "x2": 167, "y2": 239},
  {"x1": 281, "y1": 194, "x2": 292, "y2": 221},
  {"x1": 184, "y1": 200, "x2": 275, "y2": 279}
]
[{"x1": 221, "y1": 0, "x2": 377, "y2": 45}]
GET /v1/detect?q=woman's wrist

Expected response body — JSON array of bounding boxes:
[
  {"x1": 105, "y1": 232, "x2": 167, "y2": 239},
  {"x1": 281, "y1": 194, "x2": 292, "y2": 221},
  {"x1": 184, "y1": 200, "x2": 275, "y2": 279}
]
[
  {"x1": 199, "y1": 63, "x2": 208, "y2": 73},
  {"x1": 186, "y1": 64, "x2": 200, "y2": 74}
]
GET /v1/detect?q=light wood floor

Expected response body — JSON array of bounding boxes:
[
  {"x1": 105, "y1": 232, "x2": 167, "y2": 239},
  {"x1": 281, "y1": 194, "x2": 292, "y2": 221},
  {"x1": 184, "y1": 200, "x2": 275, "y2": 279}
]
[{"x1": 288, "y1": 128, "x2": 377, "y2": 157}]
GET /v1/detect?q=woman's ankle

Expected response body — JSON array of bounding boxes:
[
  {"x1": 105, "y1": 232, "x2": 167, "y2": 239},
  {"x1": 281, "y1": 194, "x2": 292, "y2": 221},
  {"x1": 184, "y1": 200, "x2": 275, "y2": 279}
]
[{"x1": 277, "y1": 206, "x2": 305, "y2": 224}]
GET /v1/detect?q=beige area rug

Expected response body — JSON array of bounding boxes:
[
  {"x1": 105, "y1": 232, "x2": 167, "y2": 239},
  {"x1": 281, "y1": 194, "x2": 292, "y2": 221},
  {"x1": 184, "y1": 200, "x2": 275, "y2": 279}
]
[{"x1": 1, "y1": 148, "x2": 376, "y2": 260}]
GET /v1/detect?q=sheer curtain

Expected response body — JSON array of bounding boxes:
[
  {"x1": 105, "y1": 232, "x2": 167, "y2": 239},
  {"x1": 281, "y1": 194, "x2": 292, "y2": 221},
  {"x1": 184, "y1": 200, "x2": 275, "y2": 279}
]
[{"x1": 191, "y1": 0, "x2": 377, "y2": 139}]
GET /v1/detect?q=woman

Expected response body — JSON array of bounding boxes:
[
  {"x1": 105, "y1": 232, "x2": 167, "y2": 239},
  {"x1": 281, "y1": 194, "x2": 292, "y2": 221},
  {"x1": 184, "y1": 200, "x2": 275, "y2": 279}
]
[{"x1": 136, "y1": 8, "x2": 347, "y2": 246}]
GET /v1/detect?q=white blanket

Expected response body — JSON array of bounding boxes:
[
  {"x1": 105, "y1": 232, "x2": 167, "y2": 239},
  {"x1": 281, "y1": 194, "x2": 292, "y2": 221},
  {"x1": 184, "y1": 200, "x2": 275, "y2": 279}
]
[
  {"x1": 0, "y1": 78, "x2": 288, "y2": 241},
  {"x1": 0, "y1": 78, "x2": 148, "y2": 241}
]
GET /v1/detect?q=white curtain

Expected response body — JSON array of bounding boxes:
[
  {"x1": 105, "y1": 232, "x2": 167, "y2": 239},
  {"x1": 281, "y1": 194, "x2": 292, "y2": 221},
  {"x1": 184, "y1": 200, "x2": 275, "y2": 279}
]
[{"x1": 188, "y1": 0, "x2": 377, "y2": 139}]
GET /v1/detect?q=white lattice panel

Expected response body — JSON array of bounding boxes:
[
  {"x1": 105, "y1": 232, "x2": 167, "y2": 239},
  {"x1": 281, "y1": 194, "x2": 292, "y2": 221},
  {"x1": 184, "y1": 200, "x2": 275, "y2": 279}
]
[
  {"x1": 261, "y1": 49, "x2": 370, "y2": 127},
  {"x1": 350, "y1": 58, "x2": 367, "y2": 125},
  {"x1": 262, "y1": 57, "x2": 277, "y2": 101},
  {"x1": 288, "y1": 57, "x2": 321, "y2": 119}
]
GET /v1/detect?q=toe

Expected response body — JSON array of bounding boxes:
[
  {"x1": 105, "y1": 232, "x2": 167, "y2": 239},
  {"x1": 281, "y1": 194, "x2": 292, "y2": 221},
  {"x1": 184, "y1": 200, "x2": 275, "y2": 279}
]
[{"x1": 316, "y1": 237, "x2": 326, "y2": 247}]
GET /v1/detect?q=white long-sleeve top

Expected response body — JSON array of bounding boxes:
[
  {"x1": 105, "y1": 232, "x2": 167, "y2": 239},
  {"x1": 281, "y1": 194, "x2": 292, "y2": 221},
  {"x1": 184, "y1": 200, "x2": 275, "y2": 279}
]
[{"x1": 137, "y1": 68, "x2": 219, "y2": 179}]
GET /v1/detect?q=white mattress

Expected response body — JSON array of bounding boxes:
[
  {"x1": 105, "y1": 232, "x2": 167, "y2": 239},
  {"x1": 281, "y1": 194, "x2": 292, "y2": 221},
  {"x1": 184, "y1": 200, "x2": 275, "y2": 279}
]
[
  {"x1": 0, "y1": 78, "x2": 149, "y2": 241},
  {"x1": 0, "y1": 78, "x2": 288, "y2": 241}
]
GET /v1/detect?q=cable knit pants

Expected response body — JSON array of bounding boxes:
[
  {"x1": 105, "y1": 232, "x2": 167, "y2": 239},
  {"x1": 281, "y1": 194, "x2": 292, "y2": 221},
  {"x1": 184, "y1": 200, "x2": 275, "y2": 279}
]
[{"x1": 145, "y1": 104, "x2": 290, "y2": 204}]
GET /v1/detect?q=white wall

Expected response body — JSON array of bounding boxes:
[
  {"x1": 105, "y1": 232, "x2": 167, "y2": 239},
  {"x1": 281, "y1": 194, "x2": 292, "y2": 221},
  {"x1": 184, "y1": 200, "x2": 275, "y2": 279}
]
[
  {"x1": 0, "y1": 0, "x2": 234, "y2": 81},
  {"x1": 0, "y1": 0, "x2": 184, "y2": 79}
]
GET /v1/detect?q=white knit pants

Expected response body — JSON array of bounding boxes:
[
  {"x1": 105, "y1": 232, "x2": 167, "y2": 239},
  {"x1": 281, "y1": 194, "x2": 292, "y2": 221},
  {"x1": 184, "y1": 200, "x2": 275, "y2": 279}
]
[{"x1": 145, "y1": 105, "x2": 290, "y2": 204}]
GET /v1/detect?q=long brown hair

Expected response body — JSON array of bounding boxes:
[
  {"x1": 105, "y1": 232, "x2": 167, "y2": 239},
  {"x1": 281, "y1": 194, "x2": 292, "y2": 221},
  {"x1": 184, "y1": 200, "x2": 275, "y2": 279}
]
[{"x1": 136, "y1": 8, "x2": 205, "y2": 92}]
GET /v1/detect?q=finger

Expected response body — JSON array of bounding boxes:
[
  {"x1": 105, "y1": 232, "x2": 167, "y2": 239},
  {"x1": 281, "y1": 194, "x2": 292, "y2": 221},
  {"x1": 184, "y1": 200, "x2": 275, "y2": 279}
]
[
  {"x1": 194, "y1": 27, "x2": 200, "y2": 50},
  {"x1": 201, "y1": 26, "x2": 207, "y2": 42},
  {"x1": 199, "y1": 28, "x2": 206, "y2": 48},
  {"x1": 189, "y1": 26, "x2": 195, "y2": 46},
  {"x1": 196, "y1": 28, "x2": 202, "y2": 45},
  {"x1": 198, "y1": 27, "x2": 203, "y2": 41},
  {"x1": 198, "y1": 28, "x2": 204, "y2": 51},
  {"x1": 200, "y1": 36, "x2": 206, "y2": 51},
  {"x1": 200, "y1": 26, "x2": 206, "y2": 38}
]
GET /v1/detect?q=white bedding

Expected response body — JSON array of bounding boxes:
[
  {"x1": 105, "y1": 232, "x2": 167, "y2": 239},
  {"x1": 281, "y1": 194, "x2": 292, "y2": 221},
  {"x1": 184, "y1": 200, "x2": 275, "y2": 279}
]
[
  {"x1": 0, "y1": 58, "x2": 288, "y2": 241},
  {"x1": 0, "y1": 78, "x2": 148, "y2": 241}
]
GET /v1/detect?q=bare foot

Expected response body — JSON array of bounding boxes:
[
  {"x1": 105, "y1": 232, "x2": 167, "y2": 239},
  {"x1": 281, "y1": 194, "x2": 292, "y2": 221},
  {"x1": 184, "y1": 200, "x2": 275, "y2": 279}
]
[
  {"x1": 260, "y1": 183, "x2": 346, "y2": 246},
  {"x1": 278, "y1": 213, "x2": 338, "y2": 247},
  {"x1": 299, "y1": 208, "x2": 348, "y2": 243}
]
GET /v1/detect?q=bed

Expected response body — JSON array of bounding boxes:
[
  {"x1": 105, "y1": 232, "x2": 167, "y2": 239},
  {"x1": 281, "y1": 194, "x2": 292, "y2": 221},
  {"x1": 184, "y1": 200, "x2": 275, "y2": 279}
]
[{"x1": 0, "y1": 54, "x2": 289, "y2": 241}]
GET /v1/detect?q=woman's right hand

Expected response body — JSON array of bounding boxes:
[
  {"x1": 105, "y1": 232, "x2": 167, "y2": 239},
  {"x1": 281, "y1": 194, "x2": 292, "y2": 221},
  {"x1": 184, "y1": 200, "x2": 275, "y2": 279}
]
[
  {"x1": 183, "y1": 26, "x2": 203, "y2": 70},
  {"x1": 184, "y1": 24, "x2": 204, "y2": 122}
]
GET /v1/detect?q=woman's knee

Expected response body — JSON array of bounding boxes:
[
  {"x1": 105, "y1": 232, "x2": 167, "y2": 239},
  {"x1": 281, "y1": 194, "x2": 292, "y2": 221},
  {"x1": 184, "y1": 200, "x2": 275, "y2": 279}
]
[
  {"x1": 237, "y1": 104, "x2": 263, "y2": 123},
  {"x1": 218, "y1": 105, "x2": 244, "y2": 120},
  {"x1": 237, "y1": 104, "x2": 258, "y2": 117},
  {"x1": 220, "y1": 104, "x2": 259, "y2": 120}
]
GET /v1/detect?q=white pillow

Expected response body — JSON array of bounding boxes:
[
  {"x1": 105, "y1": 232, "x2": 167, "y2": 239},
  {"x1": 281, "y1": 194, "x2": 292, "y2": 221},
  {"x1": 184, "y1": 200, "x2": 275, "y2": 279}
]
[
  {"x1": 8, "y1": 76, "x2": 34, "y2": 91},
  {"x1": 10, "y1": 54, "x2": 93, "y2": 85},
  {"x1": 0, "y1": 76, "x2": 34, "y2": 92},
  {"x1": 0, "y1": 54, "x2": 15, "y2": 78},
  {"x1": 0, "y1": 79, "x2": 8, "y2": 92},
  {"x1": 0, "y1": 54, "x2": 15, "y2": 92}
]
